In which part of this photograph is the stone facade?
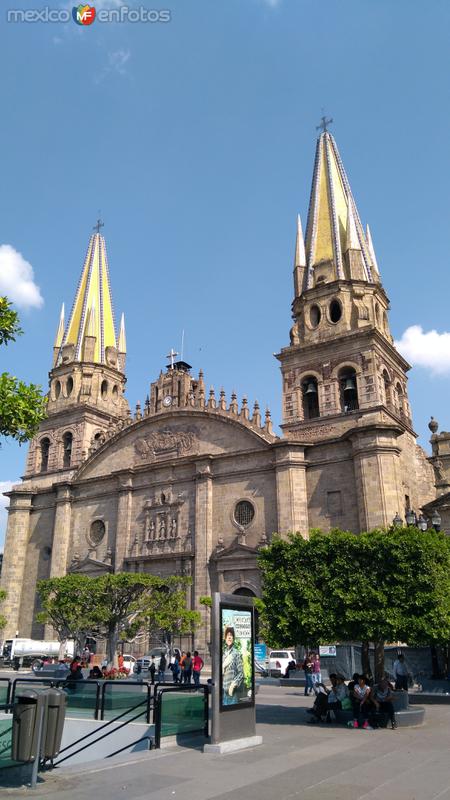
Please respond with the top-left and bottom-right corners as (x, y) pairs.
(0, 130), (438, 655)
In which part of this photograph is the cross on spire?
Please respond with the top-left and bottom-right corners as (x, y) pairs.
(93, 218), (104, 234)
(316, 114), (333, 133)
(166, 348), (179, 369)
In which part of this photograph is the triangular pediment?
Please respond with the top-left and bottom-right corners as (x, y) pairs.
(69, 555), (113, 575)
(210, 539), (262, 562)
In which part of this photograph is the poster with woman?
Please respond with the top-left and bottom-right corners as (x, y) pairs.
(220, 605), (254, 710)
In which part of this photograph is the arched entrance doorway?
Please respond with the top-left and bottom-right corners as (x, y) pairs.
(232, 587), (259, 637)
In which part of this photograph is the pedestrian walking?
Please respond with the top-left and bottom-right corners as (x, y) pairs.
(183, 651), (193, 684)
(192, 650), (204, 686)
(158, 653), (167, 683)
(149, 656), (156, 685)
(312, 652), (321, 685)
(302, 652), (314, 695)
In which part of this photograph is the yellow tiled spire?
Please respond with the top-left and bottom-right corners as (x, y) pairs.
(304, 131), (376, 289)
(59, 231), (117, 365)
(53, 303), (65, 348)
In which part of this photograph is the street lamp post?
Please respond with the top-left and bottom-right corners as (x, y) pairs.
(417, 514), (428, 532)
(393, 512), (403, 528)
(405, 509), (416, 526)
(431, 510), (442, 533)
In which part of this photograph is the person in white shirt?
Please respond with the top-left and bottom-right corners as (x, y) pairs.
(393, 654), (409, 691)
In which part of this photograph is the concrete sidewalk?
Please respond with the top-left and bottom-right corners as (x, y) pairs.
(3, 684), (450, 800)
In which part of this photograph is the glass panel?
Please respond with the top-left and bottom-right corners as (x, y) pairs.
(63, 681), (99, 718)
(102, 682), (148, 720)
(160, 691), (204, 738)
(0, 680), (10, 708)
(0, 717), (15, 769)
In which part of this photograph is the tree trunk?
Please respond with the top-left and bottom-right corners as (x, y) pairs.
(374, 640), (385, 683)
(430, 645), (440, 678)
(58, 639), (67, 661)
(361, 641), (372, 679)
(107, 626), (119, 668)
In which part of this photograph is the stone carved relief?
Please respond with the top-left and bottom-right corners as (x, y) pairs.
(135, 428), (198, 463)
(136, 490), (192, 556)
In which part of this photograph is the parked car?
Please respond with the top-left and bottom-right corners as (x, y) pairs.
(133, 647), (167, 675)
(268, 649), (296, 677)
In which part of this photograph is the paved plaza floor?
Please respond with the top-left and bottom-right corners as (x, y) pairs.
(3, 683), (450, 800)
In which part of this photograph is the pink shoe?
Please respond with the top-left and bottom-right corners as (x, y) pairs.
(353, 720), (359, 728)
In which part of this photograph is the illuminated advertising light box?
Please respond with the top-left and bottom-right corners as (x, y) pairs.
(220, 602), (255, 711)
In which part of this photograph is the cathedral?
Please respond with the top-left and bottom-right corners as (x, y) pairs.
(0, 129), (436, 654)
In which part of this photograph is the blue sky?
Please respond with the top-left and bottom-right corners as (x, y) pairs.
(1, 0), (450, 545)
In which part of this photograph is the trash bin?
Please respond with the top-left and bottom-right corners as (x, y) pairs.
(42, 688), (67, 760)
(11, 690), (47, 762)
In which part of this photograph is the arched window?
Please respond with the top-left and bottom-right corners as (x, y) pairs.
(339, 368), (359, 412)
(101, 380), (108, 399)
(382, 369), (392, 408)
(40, 438), (50, 472)
(66, 376), (73, 396)
(394, 383), (404, 416)
(301, 376), (320, 419)
(63, 431), (73, 468)
(232, 587), (256, 597)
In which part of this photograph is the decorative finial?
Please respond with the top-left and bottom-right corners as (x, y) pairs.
(429, 416), (439, 434)
(316, 114), (333, 133)
(93, 218), (104, 234)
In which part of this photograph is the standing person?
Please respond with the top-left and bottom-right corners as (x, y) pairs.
(179, 651), (186, 682)
(149, 656), (156, 685)
(183, 652), (193, 684)
(373, 678), (397, 729)
(312, 652), (321, 685)
(192, 650), (204, 686)
(351, 674), (373, 729)
(171, 654), (181, 684)
(82, 645), (91, 665)
(158, 653), (167, 683)
(302, 652), (314, 696)
(118, 653), (124, 671)
(222, 626), (244, 706)
(393, 654), (409, 692)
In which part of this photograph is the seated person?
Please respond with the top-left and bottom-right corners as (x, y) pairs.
(351, 674), (373, 729)
(307, 674), (337, 723)
(326, 675), (349, 723)
(89, 665), (103, 679)
(372, 678), (397, 729)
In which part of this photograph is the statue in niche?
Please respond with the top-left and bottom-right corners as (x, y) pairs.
(171, 517), (177, 538)
(159, 516), (166, 539)
(146, 517), (155, 541)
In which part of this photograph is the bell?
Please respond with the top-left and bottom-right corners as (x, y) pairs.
(343, 377), (356, 393)
(304, 382), (317, 395)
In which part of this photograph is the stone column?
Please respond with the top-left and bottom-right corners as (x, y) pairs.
(0, 489), (34, 639)
(274, 443), (309, 537)
(49, 483), (73, 578)
(114, 472), (134, 570)
(194, 459), (213, 653)
(351, 425), (403, 531)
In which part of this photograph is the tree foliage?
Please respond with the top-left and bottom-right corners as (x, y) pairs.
(37, 572), (200, 666)
(258, 527), (450, 676)
(0, 296), (47, 444)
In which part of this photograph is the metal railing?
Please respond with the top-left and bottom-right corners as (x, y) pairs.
(154, 684), (209, 749)
(100, 680), (152, 723)
(53, 698), (151, 767)
(0, 678), (11, 710)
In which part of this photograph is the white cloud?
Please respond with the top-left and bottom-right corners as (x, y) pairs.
(108, 48), (131, 75)
(0, 481), (17, 550)
(0, 245), (43, 309)
(395, 325), (450, 376)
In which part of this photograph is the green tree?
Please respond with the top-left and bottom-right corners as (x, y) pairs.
(258, 527), (450, 681)
(0, 296), (47, 444)
(38, 572), (200, 666)
(89, 573), (200, 666)
(37, 575), (98, 658)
